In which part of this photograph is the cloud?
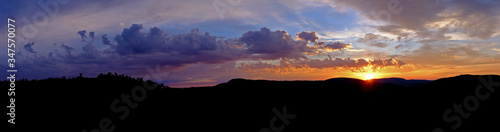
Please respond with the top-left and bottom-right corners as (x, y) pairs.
(395, 44), (403, 49)
(113, 25), (224, 56)
(60, 43), (74, 55)
(12, 24), (412, 82)
(322, 41), (351, 51)
(296, 31), (318, 42)
(24, 42), (37, 53)
(1, 0), (498, 85)
(168, 28), (219, 55)
(357, 33), (392, 47)
(398, 42), (496, 67)
(14, 25), (324, 79)
(239, 27), (314, 60)
(369, 58), (406, 69)
(77, 30), (87, 42)
(112, 24), (245, 61)
(239, 57), (407, 73)
(238, 61), (314, 74)
(81, 43), (101, 59)
(89, 32), (95, 40)
(331, 0), (500, 41)
(293, 58), (370, 70)
(102, 34), (111, 45)
(100, 24), (247, 67)
(114, 24), (166, 55)
(493, 48), (500, 54)
(369, 42), (388, 48)
(61, 43), (74, 51)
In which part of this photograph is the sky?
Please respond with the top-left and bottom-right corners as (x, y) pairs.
(1, 0), (500, 87)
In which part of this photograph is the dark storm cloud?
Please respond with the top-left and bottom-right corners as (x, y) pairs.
(114, 24), (166, 54)
(296, 31), (318, 42)
(114, 25), (222, 55)
(239, 27), (314, 60)
(168, 28), (218, 55)
(110, 24), (246, 66)
(24, 42), (37, 53)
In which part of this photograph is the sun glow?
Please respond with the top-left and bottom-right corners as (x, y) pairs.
(364, 74), (375, 80)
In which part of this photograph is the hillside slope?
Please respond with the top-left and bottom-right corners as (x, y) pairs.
(4, 74), (499, 132)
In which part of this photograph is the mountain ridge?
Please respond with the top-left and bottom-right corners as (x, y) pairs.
(220, 76), (431, 89)
(4, 74), (499, 132)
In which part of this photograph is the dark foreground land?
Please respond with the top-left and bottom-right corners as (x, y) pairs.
(4, 73), (500, 132)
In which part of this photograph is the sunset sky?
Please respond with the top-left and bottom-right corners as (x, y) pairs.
(1, 0), (500, 87)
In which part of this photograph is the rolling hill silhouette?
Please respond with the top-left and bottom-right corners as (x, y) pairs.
(372, 77), (432, 87)
(4, 73), (499, 132)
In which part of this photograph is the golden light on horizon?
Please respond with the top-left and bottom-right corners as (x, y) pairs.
(364, 74), (375, 80)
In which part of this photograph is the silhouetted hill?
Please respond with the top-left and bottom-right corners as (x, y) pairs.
(372, 77), (432, 87)
(4, 74), (499, 132)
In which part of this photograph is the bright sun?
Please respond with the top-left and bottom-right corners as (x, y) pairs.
(364, 74), (375, 80)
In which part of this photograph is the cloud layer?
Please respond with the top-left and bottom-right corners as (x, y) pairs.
(16, 24), (406, 81)
(332, 0), (500, 41)
(4, 0), (499, 86)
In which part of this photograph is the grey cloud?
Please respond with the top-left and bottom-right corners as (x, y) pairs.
(322, 41), (351, 51)
(333, 0), (500, 41)
(296, 31), (318, 42)
(114, 24), (168, 55)
(358, 33), (392, 47)
(395, 44), (403, 49)
(111, 24), (246, 67)
(239, 27), (314, 60)
(113, 25), (229, 57)
(169, 28), (218, 55)
(369, 42), (388, 48)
